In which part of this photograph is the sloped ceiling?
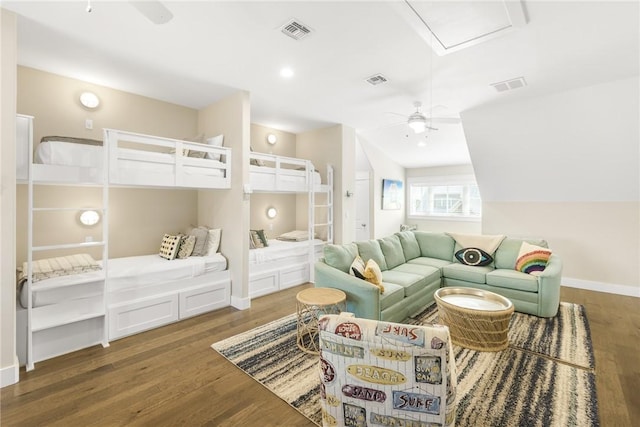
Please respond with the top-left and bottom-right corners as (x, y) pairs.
(461, 76), (639, 202)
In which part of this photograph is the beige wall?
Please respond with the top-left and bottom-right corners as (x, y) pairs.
(483, 202), (640, 293)
(14, 67), (202, 262)
(296, 124), (355, 244)
(1, 9), (18, 386)
(198, 91), (251, 307)
(18, 66), (198, 144)
(249, 124), (296, 236)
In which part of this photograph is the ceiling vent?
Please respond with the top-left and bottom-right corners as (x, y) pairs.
(365, 74), (389, 86)
(281, 19), (312, 41)
(491, 76), (527, 92)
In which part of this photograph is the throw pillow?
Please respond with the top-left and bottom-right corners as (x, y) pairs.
(159, 234), (181, 260)
(206, 228), (222, 255)
(516, 242), (552, 275)
(188, 226), (209, 256)
(249, 232), (256, 249)
(446, 232), (506, 256)
(455, 247), (493, 266)
(250, 230), (268, 248)
(400, 224), (417, 232)
(205, 135), (224, 160)
(349, 256), (366, 279)
(363, 259), (384, 293)
(177, 235), (196, 259)
(249, 146), (265, 166)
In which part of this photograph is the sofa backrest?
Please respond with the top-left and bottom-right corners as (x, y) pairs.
(378, 235), (406, 270)
(318, 313), (457, 427)
(323, 243), (359, 273)
(395, 231), (421, 261)
(356, 240), (389, 271)
(413, 231), (456, 261)
(494, 238), (549, 270)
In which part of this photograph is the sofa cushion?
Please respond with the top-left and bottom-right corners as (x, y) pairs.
(441, 263), (493, 284)
(378, 235), (406, 269)
(414, 231), (455, 261)
(391, 263), (441, 285)
(395, 231), (421, 261)
(486, 269), (539, 293)
(407, 257), (453, 271)
(379, 282), (405, 311)
(323, 243), (359, 273)
(356, 240), (388, 271)
(380, 270), (426, 297)
(494, 238), (548, 270)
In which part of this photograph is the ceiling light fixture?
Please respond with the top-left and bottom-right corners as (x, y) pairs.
(280, 67), (294, 78)
(407, 111), (427, 133)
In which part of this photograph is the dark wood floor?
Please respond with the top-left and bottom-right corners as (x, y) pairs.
(1, 284), (638, 426)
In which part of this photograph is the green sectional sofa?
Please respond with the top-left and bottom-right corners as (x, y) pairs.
(314, 231), (562, 322)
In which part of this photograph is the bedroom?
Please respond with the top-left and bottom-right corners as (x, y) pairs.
(1, 1), (639, 424)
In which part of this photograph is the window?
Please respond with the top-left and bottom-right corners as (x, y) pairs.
(408, 175), (481, 220)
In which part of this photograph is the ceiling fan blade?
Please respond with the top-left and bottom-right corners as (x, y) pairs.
(130, 1), (173, 24)
(427, 117), (461, 124)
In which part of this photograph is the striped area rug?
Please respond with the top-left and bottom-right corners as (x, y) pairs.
(211, 302), (598, 426)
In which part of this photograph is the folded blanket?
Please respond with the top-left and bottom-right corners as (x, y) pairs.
(276, 230), (315, 242)
(17, 253), (102, 288)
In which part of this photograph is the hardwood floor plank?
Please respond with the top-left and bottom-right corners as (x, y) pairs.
(1, 284), (637, 426)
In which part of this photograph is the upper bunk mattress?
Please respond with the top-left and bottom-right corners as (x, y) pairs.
(21, 253), (227, 308)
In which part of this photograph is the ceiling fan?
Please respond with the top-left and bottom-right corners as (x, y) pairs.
(387, 102), (460, 134)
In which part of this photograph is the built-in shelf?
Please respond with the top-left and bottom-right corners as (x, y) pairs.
(32, 295), (105, 331)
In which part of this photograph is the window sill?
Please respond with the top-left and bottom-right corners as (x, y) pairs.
(407, 215), (481, 223)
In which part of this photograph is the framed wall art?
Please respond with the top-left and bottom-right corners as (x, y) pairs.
(382, 179), (403, 210)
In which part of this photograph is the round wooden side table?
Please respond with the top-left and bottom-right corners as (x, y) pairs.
(296, 287), (346, 354)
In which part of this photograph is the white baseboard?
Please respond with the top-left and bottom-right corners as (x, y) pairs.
(562, 277), (640, 298)
(1, 356), (19, 388)
(231, 295), (251, 310)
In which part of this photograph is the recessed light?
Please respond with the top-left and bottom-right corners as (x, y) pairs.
(417, 140), (427, 147)
(280, 67), (294, 78)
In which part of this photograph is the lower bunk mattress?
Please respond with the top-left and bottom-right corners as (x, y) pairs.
(20, 253), (228, 308)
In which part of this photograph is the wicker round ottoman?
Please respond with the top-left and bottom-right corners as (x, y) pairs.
(434, 287), (514, 352)
(296, 288), (346, 354)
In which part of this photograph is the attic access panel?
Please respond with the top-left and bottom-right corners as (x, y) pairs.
(395, 0), (527, 55)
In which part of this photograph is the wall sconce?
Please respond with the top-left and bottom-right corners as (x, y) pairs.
(266, 133), (277, 145)
(345, 190), (353, 198)
(266, 207), (277, 219)
(80, 91), (100, 109)
(79, 209), (100, 226)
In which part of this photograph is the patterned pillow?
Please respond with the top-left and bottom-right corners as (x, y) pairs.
(455, 247), (493, 266)
(515, 242), (552, 275)
(349, 256), (366, 279)
(251, 229), (268, 247)
(177, 235), (196, 259)
(159, 234), (181, 260)
(363, 259), (384, 293)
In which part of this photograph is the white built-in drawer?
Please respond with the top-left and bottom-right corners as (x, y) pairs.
(179, 283), (230, 319)
(280, 263), (309, 289)
(109, 294), (178, 340)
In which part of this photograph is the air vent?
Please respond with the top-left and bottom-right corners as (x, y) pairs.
(365, 74), (389, 86)
(281, 19), (312, 41)
(491, 77), (527, 92)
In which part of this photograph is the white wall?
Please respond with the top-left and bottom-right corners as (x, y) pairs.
(358, 136), (406, 239)
(1, 8), (19, 387)
(462, 76), (640, 295)
(405, 164), (482, 234)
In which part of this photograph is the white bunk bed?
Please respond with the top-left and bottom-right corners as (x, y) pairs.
(247, 151), (334, 298)
(17, 115), (233, 370)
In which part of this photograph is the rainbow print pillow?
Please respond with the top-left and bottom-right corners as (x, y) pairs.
(515, 242), (552, 275)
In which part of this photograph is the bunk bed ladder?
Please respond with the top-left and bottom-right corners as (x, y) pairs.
(309, 164), (334, 283)
(24, 120), (110, 371)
